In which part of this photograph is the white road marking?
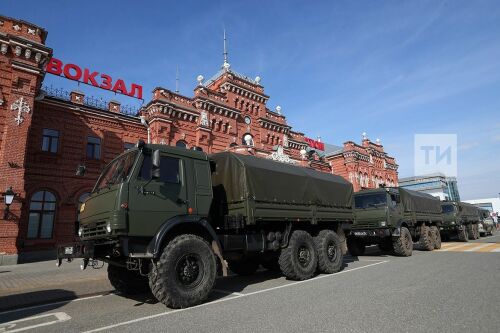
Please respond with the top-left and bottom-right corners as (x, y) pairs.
(438, 244), (474, 252)
(83, 260), (389, 333)
(0, 312), (71, 332)
(0, 294), (108, 316)
(212, 289), (244, 296)
(490, 247), (500, 252)
(463, 244), (493, 252)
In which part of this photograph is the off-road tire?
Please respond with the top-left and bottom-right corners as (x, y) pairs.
(228, 258), (259, 276)
(107, 264), (149, 295)
(378, 240), (394, 253)
(336, 227), (348, 255)
(457, 226), (469, 242)
(314, 230), (343, 274)
(430, 226), (441, 249)
(347, 237), (366, 256)
(419, 225), (434, 251)
(472, 224), (480, 240)
(279, 230), (317, 280)
(393, 227), (413, 256)
(148, 234), (216, 309)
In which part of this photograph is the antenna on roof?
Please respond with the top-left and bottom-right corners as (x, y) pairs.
(175, 65), (179, 93)
(222, 28), (230, 71)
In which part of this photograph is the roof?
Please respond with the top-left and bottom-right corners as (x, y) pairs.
(204, 68), (260, 87)
(323, 143), (344, 156)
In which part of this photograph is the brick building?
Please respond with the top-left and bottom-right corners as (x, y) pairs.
(0, 15), (397, 264)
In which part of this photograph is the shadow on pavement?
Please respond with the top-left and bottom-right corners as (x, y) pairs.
(0, 289), (77, 322)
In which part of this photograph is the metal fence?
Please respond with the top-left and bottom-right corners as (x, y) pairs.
(42, 85), (139, 116)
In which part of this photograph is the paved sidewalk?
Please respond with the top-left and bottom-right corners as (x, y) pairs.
(0, 259), (112, 311)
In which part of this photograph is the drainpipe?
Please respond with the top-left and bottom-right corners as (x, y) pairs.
(139, 116), (151, 144)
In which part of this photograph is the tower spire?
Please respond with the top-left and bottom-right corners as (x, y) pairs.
(222, 28), (230, 70)
(175, 65), (179, 93)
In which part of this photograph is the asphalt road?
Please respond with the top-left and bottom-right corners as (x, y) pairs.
(1, 234), (499, 333)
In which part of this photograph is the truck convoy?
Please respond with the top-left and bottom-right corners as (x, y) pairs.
(348, 187), (443, 256)
(441, 201), (481, 241)
(58, 141), (354, 309)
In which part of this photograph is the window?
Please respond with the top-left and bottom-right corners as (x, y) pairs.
(87, 136), (101, 159)
(124, 142), (135, 151)
(27, 190), (56, 239)
(93, 151), (138, 192)
(138, 155), (180, 183)
(42, 129), (59, 153)
(176, 140), (187, 149)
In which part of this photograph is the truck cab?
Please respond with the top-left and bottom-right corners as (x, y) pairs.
(62, 141), (213, 264)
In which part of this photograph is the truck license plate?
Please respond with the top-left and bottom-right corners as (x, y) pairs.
(64, 247), (74, 255)
(354, 231), (367, 236)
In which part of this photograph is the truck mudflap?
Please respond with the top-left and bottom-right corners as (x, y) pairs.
(56, 242), (94, 266)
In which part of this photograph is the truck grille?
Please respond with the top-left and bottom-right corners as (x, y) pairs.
(353, 220), (380, 229)
(82, 221), (107, 238)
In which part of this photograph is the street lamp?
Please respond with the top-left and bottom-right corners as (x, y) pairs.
(3, 187), (15, 219)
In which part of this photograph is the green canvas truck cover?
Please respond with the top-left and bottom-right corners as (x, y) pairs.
(457, 202), (479, 216)
(398, 188), (442, 214)
(210, 152), (353, 208)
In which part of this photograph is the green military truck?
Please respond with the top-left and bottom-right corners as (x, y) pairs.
(347, 187), (443, 257)
(440, 201), (481, 241)
(57, 142), (354, 308)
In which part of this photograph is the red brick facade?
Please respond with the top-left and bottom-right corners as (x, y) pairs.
(0, 16), (397, 263)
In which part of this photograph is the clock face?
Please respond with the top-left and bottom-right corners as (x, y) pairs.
(244, 116), (251, 125)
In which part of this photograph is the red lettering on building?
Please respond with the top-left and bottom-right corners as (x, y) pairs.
(45, 57), (143, 99)
(304, 137), (325, 151)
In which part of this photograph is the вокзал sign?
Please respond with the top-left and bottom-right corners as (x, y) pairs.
(45, 57), (143, 100)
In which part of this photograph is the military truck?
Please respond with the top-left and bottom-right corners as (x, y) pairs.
(478, 209), (496, 236)
(57, 142), (354, 308)
(347, 187), (443, 257)
(441, 202), (481, 241)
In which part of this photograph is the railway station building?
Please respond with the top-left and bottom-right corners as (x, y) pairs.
(0, 15), (398, 264)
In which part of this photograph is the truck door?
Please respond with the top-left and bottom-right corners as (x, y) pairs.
(389, 193), (401, 224)
(127, 153), (187, 237)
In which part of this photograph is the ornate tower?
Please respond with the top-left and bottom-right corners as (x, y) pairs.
(0, 15), (52, 263)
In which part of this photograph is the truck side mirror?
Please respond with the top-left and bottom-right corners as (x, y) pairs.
(151, 150), (161, 179)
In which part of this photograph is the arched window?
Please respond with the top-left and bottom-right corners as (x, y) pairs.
(242, 133), (254, 146)
(27, 190), (57, 239)
(176, 140), (187, 149)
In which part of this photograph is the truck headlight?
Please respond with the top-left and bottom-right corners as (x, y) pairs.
(380, 221), (386, 227)
(78, 226), (84, 237)
(451, 221), (455, 225)
(106, 222), (112, 233)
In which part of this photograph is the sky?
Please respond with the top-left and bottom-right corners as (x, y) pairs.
(1, 0), (499, 200)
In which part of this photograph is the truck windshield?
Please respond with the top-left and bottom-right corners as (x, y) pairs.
(442, 204), (455, 214)
(93, 151), (138, 192)
(354, 193), (387, 209)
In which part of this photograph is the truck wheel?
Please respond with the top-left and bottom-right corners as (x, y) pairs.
(430, 226), (441, 249)
(393, 227), (413, 256)
(458, 226), (468, 242)
(419, 225), (434, 251)
(378, 240), (394, 253)
(107, 265), (149, 295)
(228, 258), (259, 276)
(467, 225), (476, 240)
(279, 230), (317, 280)
(473, 224), (480, 239)
(314, 230), (343, 274)
(149, 234), (216, 309)
(336, 228), (348, 255)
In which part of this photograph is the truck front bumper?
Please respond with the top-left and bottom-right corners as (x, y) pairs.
(57, 241), (95, 262)
(350, 229), (391, 238)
